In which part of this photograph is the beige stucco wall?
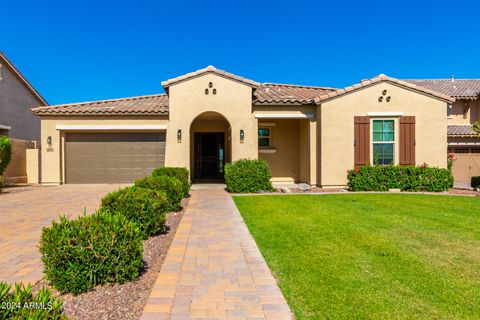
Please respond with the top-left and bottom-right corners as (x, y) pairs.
(447, 99), (480, 125)
(165, 73), (257, 172)
(39, 116), (168, 184)
(258, 119), (300, 183)
(320, 81), (448, 187)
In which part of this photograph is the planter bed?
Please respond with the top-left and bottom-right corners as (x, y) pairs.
(33, 197), (188, 320)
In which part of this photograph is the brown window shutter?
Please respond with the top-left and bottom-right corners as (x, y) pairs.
(399, 116), (416, 165)
(354, 116), (370, 169)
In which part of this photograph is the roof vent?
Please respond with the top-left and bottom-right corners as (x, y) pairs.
(451, 74), (455, 82)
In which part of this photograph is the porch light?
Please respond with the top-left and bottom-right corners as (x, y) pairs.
(47, 136), (52, 146)
(240, 129), (245, 143)
(177, 129), (182, 143)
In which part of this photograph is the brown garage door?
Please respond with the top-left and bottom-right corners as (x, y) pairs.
(449, 147), (480, 183)
(65, 132), (165, 183)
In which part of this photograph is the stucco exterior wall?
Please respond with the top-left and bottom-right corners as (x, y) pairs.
(258, 119), (300, 183)
(447, 99), (479, 125)
(165, 73), (257, 170)
(320, 82), (447, 187)
(0, 64), (43, 141)
(39, 116), (168, 184)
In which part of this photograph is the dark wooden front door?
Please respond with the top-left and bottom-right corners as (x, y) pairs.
(194, 132), (225, 180)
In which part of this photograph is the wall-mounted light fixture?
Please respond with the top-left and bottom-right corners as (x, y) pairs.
(240, 129), (245, 143)
(47, 136), (52, 146)
(177, 129), (182, 143)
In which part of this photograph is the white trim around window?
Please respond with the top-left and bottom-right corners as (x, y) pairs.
(55, 124), (167, 131)
(0, 124), (11, 130)
(367, 112), (403, 117)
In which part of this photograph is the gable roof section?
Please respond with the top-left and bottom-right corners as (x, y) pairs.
(31, 94), (168, 115)
(162, 65), (260, 89)
(314, 74), (455, 104)
(0, 51), (47, 105)
(254, 83), (335, 105)
(405, 79), (480, 100)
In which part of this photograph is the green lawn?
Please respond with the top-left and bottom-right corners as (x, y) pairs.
(233, 194), (480, 320)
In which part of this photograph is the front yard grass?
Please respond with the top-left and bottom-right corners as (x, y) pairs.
(233, 194), (480, 320)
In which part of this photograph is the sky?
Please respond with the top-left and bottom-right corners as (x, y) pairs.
(2, 0), (480, 105)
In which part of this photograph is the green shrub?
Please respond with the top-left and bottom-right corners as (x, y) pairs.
(0, 282), (66, 319)
(471, 176), (480, 189)
(134, 176), (183, 211)
(152, 167), (190, 197)
(0, 136), (12, 193)
(347, 165), (454, 192)
(100, 186), (168, 238)
(224, 159), (275, 193)
(39, 211), (143, 295)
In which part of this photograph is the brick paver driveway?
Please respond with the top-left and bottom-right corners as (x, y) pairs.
(0, 184), (124, 285)
(141, 189), (293, 320)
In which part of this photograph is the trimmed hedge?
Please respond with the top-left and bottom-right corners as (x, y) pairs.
(224, 159), (275, 193)
(152, 167), (190, 197)
(0, 282), (66, 319)
(100, 186), (169, 238)
(471, 176), (480, 189)
(39, 211), (143, 295)
(347, 165), (454, 192)
(134, 176), (183, 211)
(0, 136), (12, 193)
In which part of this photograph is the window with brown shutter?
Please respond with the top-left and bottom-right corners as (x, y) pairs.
(354, 116), (370, 169)
(399, 116), (415, 165)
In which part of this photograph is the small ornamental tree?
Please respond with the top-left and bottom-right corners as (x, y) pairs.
(0, 136), (12, 190)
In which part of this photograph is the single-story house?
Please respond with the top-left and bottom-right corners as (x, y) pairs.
(31, 66), (454, 186)
(406, 79), (480, 184)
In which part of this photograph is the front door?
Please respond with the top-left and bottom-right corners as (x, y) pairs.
(194, 132), (225, 180)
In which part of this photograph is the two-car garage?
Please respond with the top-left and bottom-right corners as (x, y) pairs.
(64, 132), (166, 183)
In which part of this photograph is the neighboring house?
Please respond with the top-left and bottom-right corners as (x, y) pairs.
(0, 51), (47, 140)
(32, 66), (453, 186)
(406, 79), (480, 184)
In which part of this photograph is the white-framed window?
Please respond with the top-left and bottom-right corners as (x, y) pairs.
(258, 127), (272, 148)
(372, 119), (395, 165)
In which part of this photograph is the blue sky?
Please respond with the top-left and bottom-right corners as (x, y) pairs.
(3, 0), (479, 105)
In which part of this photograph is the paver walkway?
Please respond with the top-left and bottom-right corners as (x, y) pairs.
(0, 184), (124, 285)
(141, 189), (293, 320)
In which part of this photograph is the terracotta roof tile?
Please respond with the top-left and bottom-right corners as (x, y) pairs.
(405, 79), (480, 99)
(162, 65), (259, 88)
(254, 83), (335, 105)
(31, 94), (168, 116)
(314, 74), (455, 104)
(448, 125), (477, 137)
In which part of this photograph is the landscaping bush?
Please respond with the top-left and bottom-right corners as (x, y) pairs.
(224, 159), (275, 193)
(0, 282), (67, 319)
(0, 136), (12, 192)
(39, 211), (143, 295)
(100, 186), (169, 238)
(471, 176), (480, 189)
(134, 176), (183, 211)
(347, 165), (454, 192)
(152, 167), (190, 197)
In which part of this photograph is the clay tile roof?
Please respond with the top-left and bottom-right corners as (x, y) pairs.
(313, 74), (455, 104)
(254, 83), (336, 105)
(447, 125), (477, 137)
(161, 65), (260, 88)
(31, 94), (168, 116)
(405, 79), (480, 100)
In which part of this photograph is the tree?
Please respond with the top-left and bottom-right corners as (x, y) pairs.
(0, 136), (12, 190)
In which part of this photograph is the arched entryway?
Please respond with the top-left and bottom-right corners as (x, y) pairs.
(190, 112), (231, 181)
